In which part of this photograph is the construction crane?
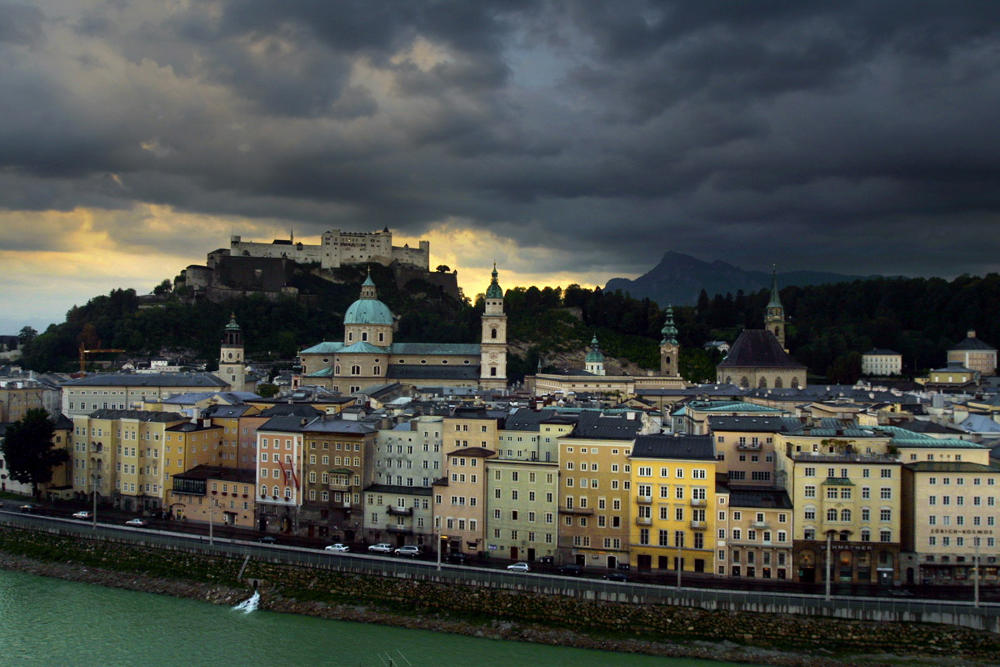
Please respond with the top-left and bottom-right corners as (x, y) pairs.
(78, 343), (125, 372)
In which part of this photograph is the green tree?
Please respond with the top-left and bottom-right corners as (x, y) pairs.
(256, 383), (280, 398)
(1, 409), (68, 498)
(17, 326), (37, 346)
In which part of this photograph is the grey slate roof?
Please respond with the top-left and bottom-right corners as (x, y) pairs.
(631, 434), (715, 460)
(256, 404), (326, 418)
(567, 411), (643, 440)
(728, 487), (793, 509)
(951, 335), (996, 351)
(63, 372), (228, 387)
(904, 462), (1000, 474)
(708, 415), (798, 433)
(87, 409), (186, 422)
(717, 330), (806, 369)
(865, 348), (900, 355)
(503, 408), (559, 432)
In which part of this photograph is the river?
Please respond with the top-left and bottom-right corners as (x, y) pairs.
(0, 569), (743, 666)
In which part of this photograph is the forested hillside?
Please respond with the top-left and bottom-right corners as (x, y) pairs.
(18, 269), (1000, 385)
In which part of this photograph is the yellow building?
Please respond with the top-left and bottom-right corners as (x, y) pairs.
(947, 330), (996, 376)
(707, 415), (793, 486)
(558, 412), (644, 570)
(717, 485), (794, 580)
(166, 465), (256, 528)
(70, 409), (187, 513)
(901, 462), (1000, 586)
(629, 434), (716, 574)
(774, 432), (902, 585)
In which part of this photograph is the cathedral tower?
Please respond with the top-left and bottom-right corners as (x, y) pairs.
(480, 264), (507, 389)
(219, 313), (246, 392)
(765, 265), (786, 348)
(660, 305), (680, 377)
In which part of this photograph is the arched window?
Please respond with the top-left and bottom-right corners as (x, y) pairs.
(840, 509), (851, 522)
(491, 328), (497, 339)
(826, 508), (838, 521)
(373, 366), (381, 375)
(348, 332), (353, 342)
(664, 355), (671, 365)
(362, 332), (368, 341)
(740, 376), (749, 388)
(378, 332), (384, 342)
(335, 365), (340, 375)
(273, 485), (279, 497)
(758, 377), (767, 389)
(774, 377), (783, 388)
(351, 365), (361, 375)
(861, 529), (871, 542)
(791, 377), (800, 389)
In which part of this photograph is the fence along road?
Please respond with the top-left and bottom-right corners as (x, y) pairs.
(2, 511), (998, 633)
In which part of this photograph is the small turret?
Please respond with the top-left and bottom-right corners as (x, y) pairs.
(766, 265), (786, 348)
(660, 305), (680, 377)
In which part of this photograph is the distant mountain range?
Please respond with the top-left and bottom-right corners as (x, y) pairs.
(604, 252), (866, 306)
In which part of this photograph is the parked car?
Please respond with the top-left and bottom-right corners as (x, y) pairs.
(603, 571), (628, 582)
(506, 561), (530, 573)
(72, 510), (92, 520)
(446, 552), (471, 565)
(324, 543), (350, 553)
(368, 543), (394, 554)
(394, 545), (422, 558)
(18, 504), (33, 513)
(124, 518), (147, 527)
(256, 535), (278, 544)
(559, 563), (584, 576)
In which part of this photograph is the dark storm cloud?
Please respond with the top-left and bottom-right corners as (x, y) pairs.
(3, 0), (1000, 278)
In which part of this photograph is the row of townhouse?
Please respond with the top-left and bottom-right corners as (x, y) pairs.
(62, 402), (1000, 586)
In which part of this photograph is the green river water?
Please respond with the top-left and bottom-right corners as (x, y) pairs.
(0, 569), (743, 666)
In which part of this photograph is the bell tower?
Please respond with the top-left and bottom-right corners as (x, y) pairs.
(219, 313), (246, 392)
(480, 264), (507, 389)
(766, 265), (786, 349)
(660, 305), (680, 377)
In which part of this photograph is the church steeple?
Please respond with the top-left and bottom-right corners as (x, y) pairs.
(219, 313), (246, 392)
(480, 264), (507, 389)
(585, 333), (606, 376)
(766, 264), (786, 348)
(660, 305), (680, 377)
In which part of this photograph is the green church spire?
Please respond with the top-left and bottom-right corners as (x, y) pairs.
(660, 305), (678, 345)
(768, 264), (783, 308)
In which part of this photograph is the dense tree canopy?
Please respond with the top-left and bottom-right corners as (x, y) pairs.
(18, 269), (1000, 385)
(1, 409), (68, 497)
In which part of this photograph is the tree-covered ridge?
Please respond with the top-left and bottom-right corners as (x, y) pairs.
(18, 270), (1000, 384)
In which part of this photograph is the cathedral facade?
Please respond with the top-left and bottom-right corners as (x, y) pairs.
(298, 268), (507, 393)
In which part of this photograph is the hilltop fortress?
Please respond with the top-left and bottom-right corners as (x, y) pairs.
(178, 228), (457, 303)
(218, 227), (429, 271)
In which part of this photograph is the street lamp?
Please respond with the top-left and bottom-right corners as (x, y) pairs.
(91, 470), (99, 529)
(208, 497), (221, 545)
(974, 537), (981, 608)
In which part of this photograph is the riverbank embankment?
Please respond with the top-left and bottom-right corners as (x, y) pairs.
(0, 527), (996, 666)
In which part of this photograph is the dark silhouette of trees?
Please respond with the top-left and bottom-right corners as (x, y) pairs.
(1, 409), (68, 498)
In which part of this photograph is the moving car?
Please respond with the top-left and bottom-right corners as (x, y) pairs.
(256, 535), (278, 544)
(506, 561), (530, 573)
(18, 504), (33, 513)
(446, 552), (471, 565)
(72, 510), (92, 520)
(558, 563), (584, 576)
(603, 571), (628, 582)
(394, 545), (422, 557)
(368, 543), (394, 553)
(124, 518), (147, 527)
(324, 543), (350, 553)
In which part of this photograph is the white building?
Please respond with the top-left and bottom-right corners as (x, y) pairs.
(862, 348), (903, 376)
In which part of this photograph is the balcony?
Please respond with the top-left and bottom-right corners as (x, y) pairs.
(736, 442), (761, 451)
(340, 501), (352, 509)
(751, 521), (770, 530)
(558, 506), (594, 516)
(387, 505), (413, 516)
(328, 480), (351, 491)
(690, 520), (707, 530)
(387, 524), (412, 534)
(635, 516), (653, 526)
(636, 495), (652, 505)
(690, 498), (707, 507)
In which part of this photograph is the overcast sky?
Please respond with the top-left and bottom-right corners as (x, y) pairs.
(4, 1), (1000, 333)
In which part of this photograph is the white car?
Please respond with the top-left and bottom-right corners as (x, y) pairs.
(324, 543), (350, 553)
(394, 545), (422, 558)
(368, 543), (394, 553)
(72, 510), (92, 520)
(125, 518), (147, 527)
(506, 561), (530, 573)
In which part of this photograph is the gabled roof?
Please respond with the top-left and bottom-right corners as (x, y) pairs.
(300, 342), (345, 355)
(340, 341), (389, 354)
(951, 335), (996, 351)
(631, 434), (715, 460)
(717, 330), (806, 369)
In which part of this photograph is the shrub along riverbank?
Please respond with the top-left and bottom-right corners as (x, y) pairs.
(0, 527), (997, 666)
